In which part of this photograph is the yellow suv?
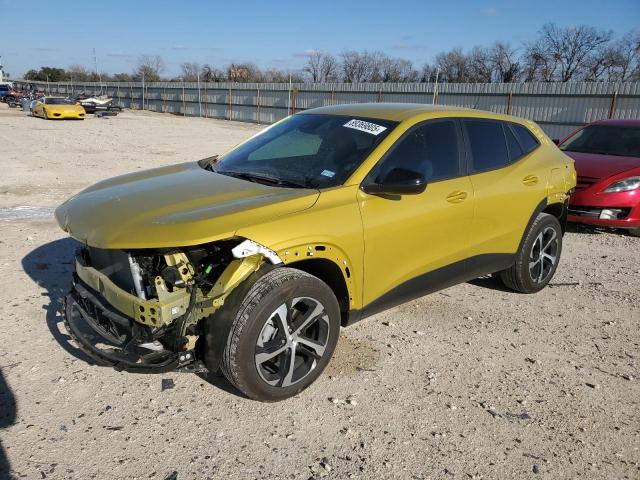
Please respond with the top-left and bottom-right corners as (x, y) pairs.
(56, 103), (576, 401)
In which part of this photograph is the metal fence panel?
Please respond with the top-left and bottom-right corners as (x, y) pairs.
(14, 80), (640, 137)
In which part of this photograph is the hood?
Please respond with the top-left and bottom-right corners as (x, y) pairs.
(564, 151), (640, 179)
(55, 162), (319, 249)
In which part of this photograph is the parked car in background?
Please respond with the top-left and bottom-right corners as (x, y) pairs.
(0, 82), (13, 99)
(31, 97), (86, 120)
(560, 119), (640, 236)
(0, 82), (27, 107)
(56, 104), (575, 401)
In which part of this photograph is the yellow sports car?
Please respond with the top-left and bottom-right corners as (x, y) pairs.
(32, 97), (86, 120)
(55, 104), (576, 401)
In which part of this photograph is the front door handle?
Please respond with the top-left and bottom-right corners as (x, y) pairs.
(446, 191), (468, 203)
(522, 174), (539, 186)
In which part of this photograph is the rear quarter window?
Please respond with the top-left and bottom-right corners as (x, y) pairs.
(512, 123), (540, 154)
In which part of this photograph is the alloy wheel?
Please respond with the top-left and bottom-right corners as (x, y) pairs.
(254, 297), (330, 388)
(529, 226), (558, 284)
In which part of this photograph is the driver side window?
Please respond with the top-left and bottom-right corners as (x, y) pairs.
(375, 120), (461, 183)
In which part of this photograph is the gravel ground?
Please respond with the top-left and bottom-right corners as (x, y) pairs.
(0, 105), (638, 480)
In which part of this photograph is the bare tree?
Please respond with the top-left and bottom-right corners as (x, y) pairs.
(341, 50), (381, 82)
(524, 24), (612, 82)
(521, 42), (558, 82)
(435, 48), (468, 82)
(201, 65), (226, 82)
(180, 62), (201, 81)
(419, 64), (438, 83)
(303, 51), (339, 82)
(489, 42), (520, 82)
(379, 56), (418, 82)
(134, 55), (165, 81)
(611, 30), (640, 81)
(111, 72), (133, 82)
(227, 63), (262, 82)
(304, 51), (321, 82)
(67, 64), (93, 82)
(466, 46), (492, 82)
(319, 54), (339, 82)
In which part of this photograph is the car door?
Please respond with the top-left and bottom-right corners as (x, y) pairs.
(357, 118), (474, 312)
(462, 119), (545, 260)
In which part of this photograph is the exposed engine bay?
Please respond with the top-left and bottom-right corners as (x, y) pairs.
(63, 238), (280, 373)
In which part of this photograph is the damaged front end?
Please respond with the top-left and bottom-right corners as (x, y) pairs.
(63, 239), (279, 373)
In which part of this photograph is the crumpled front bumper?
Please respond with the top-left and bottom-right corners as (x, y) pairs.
(63, 276), (198, 373)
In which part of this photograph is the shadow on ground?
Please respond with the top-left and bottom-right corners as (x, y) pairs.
(467, 274), (514, 292)
(21, 238), (95, 365)
(0, 370), (17, 477)
(566, 222), (639, 238)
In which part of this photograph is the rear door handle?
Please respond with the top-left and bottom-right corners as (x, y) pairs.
(522, 174), (539, 186)
(446, 191), (468, 203)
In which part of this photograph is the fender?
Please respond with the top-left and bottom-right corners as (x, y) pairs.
(275, 241), (359, 311)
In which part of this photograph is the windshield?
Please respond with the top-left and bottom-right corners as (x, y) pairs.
(45, 98), (74, 105)
(560, 125), (640, 158)
(214, 114), (397, 188)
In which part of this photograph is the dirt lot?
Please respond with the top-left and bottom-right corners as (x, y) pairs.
(0, 105), (638, 480)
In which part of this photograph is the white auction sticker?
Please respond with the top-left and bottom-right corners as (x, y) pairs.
(343, 119), (387, 136)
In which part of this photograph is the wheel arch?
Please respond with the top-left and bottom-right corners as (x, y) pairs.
(542, 200), (568, 233)
(516, 198), (567, 258)
(285, 257), (351, 325)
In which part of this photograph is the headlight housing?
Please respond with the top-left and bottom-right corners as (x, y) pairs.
(603, 176), (640, 193)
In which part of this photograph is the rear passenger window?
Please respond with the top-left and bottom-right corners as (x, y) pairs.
(464, 120), (509, 172)
(504, 124), (524, 161)
(512, 124), (540, 154)
(376, 120), (460, 183)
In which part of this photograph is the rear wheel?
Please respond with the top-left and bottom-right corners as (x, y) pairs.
(220, 267), (340, 402)
(628, 227), (640, 237)
(498, 213), (563, 293)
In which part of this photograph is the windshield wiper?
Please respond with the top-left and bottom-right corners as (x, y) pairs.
(218, 170), (310, 189)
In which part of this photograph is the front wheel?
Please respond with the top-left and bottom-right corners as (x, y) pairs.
(498, 213), (563, 293)
(220, 268), (340, 402)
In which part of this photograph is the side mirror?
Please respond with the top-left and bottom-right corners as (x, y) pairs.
(362, 168), (427, 195)
(552, 138), (560, 145)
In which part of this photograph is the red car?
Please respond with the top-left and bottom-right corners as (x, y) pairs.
(559, 119), (640, 236)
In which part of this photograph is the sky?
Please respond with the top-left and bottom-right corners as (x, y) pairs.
(1, 0), (638, 78)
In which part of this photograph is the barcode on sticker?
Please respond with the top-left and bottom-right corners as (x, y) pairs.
(343, 119), (387, 135)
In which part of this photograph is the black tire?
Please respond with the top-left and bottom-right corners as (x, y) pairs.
(220, 267), (340, 402)
(628, 227), (640, 237)
(498, 213), (563, 293)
